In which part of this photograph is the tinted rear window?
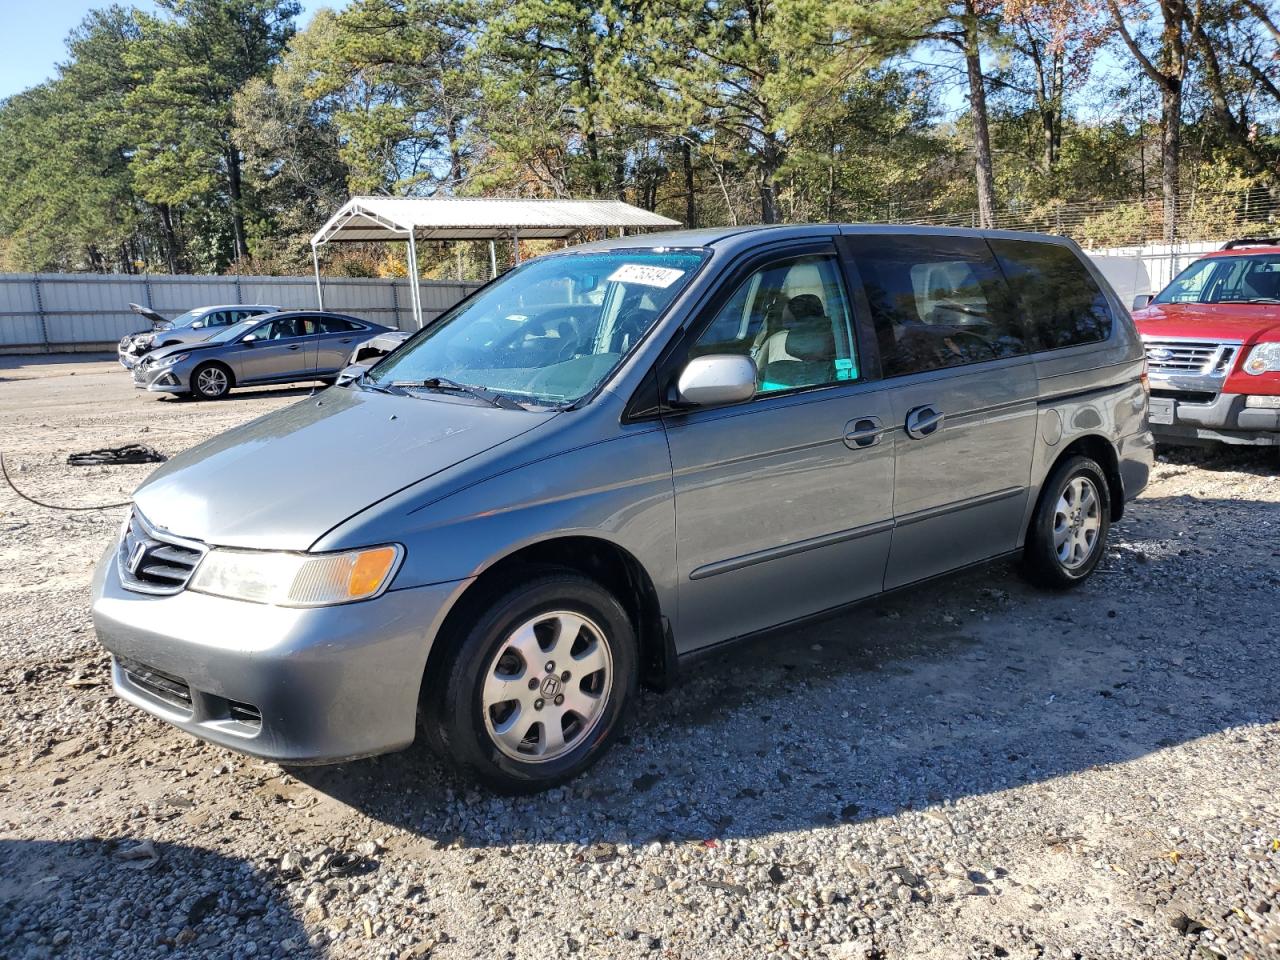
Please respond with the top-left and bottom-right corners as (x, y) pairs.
(846, 234), (1028, 377)
(989, 240), (1113, 350)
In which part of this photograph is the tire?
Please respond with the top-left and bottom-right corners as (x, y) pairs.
(1021, 454), (1111, 589)
(423, 570), (638, 793)
(191, 362), (232, 400)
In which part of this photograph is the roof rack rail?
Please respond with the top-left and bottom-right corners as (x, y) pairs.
(1222, 237), (1280, 249)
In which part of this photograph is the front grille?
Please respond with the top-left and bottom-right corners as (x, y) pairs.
(1151, 388), (1217, 405)
(1143, 339), (1238, 376)
(118, 656), (192, 712)
(226, 700), (263, 729)
(117, 510), (206, 595)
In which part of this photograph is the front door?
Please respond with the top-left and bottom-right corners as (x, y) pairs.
(843, 233), (1038, 589)
(662, 247), (895, 652)
(236, 316), (317, 383)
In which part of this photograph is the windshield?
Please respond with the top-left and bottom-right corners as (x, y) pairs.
(208, 319), (260, 343)
(170, 308), (208, 328)
(368, 248), (707, 405)
(1153, 254), (1280, 305)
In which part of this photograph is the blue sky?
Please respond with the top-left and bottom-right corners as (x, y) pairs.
(0, 0), (325, 101)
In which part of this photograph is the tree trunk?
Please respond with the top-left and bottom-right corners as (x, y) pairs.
(962, 1), (997, 228)
(682, 140), (697, 229)
(225, 145), (250, 261)
(1160, 84), (1181, 242)
(157, 203), (179, 274)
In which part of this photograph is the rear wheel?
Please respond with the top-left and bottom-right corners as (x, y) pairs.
(1021, 454), (1111, 589)
(423, 571), (637, 793)
(191, 362), (231, 400)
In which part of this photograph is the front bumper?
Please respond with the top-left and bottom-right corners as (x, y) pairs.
(92, 544), (469, 763)
(132, 361), (189, 393)
(1149, 391), (1280, 446)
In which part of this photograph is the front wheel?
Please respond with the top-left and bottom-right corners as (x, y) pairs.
(1021, 454), (1111, 589)
(191, 362), (231, 400)
(424, 571), (637, 793)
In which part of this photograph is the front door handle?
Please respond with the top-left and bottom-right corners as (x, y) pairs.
(843, 416), (884, 449)
(904, 405), (945, 440)
(287, 344), (301, 351)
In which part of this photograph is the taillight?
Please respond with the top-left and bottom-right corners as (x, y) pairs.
(1140, 359), (1150, 394)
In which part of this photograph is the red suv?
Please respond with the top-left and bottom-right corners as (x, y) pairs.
(1132, 238), (1280, 447)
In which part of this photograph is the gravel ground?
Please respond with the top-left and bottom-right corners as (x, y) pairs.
(1, 354), (1278, 960)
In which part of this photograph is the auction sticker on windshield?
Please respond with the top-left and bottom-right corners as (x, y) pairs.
(608, 264), (686, 288)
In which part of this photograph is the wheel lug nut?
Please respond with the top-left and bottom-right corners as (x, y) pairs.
(534, 699), (544, 710)
(544, 661), (555, 672)
(528, 678), (539, 690)
(554, 694), (564, 706)
(561, 671), (570, 681)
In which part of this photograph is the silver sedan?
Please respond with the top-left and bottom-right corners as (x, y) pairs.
(132, 311), (392, 399)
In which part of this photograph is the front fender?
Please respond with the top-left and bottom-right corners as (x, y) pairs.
(319, 421), (679, 618)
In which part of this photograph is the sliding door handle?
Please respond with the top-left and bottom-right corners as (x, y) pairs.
(904, 405), (945, 439)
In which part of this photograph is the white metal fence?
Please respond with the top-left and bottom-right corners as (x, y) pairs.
(0, 273), (484, 353)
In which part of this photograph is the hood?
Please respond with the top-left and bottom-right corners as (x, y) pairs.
(133, 387), (558, 550)
(1134, 302), (1280, 344)
(145, 340), (226, 363)
(156, 328), (219, 347)
(129, 302), (171, 330)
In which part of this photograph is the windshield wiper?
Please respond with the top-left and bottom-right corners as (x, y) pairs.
(390, 376), (525, 410)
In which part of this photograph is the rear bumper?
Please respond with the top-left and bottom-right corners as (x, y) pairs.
(92, 545), (469, 764)
(1151, 392), (1280, 446)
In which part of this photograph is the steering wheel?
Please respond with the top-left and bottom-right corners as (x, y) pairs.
(942, 329), (1001, 361)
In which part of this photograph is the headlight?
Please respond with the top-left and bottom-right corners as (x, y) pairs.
(1243, 342), (1280, 375)
(155, 353), (189, 367)
(189, 544), (403, 606)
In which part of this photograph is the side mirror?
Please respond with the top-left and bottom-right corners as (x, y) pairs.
(242, 334), (258, 344)
(191, 320), (205, 329)
(1131, 294), (1153, 310)
(336, 363), (369, 386)
(675, 354), (756, 407)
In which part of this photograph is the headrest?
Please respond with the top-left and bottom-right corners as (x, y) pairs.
(1245, 270), (1280, 299)
(786, 294), (825, 320)
(783, 319), (835, 362)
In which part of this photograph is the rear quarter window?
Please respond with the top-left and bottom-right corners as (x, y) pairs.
(989, 240), (1113, 351)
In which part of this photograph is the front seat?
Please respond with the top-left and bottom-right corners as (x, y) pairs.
(756, 314), (837, 390)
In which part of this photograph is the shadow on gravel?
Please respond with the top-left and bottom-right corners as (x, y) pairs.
(156, 384), (327, 404)
(0, 838), (318, 959)
(1155, 444), (1277, 476)
(292, 493), (1280, 851)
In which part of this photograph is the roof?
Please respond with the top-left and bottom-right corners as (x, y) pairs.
(568, 222), (1081, 254)
(312, 196), (681, 245)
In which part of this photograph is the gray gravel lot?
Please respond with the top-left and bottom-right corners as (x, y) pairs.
(1, 354), (1278, 960)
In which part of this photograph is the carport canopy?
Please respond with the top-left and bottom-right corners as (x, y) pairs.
(310, 197), (681, 328)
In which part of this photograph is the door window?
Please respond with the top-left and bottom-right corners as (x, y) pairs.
(989, 239), (1113, 349)
(690, 254), (859, 393)
(317, 316), (358, 333)
(251, 317), (315, 341)
(847, 235), (1027, 376)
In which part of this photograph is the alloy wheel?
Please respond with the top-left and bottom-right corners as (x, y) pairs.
(197, 367), (228, 397)
(481, 611), (613, 763)
(1053, 476), (1101, 570)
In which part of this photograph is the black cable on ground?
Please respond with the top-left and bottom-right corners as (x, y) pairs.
(1, 452), (134, 511)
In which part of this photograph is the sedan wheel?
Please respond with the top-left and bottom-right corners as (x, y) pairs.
(193, 365), (230, 400)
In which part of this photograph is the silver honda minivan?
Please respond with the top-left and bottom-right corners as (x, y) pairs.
(92, 225), (1154, 792)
